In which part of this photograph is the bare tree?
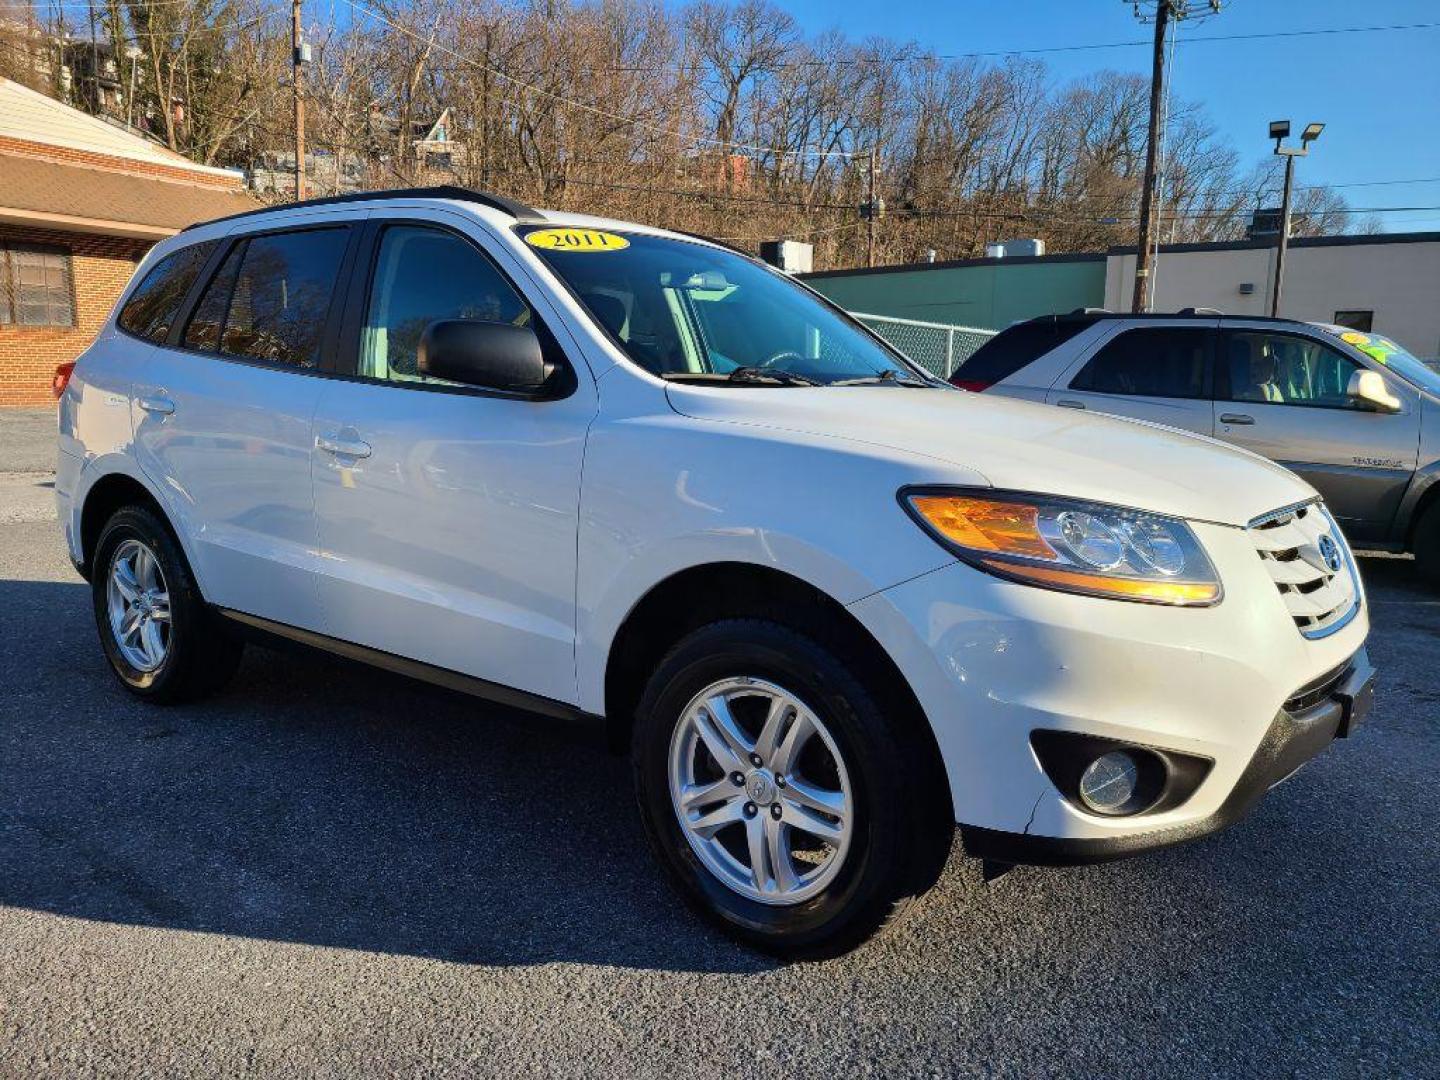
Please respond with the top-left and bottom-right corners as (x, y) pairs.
(29, 0), (1373, 268)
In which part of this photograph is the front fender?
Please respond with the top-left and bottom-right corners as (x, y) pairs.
(572, 412), (973, 714)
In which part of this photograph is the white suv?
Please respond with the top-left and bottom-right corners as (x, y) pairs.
(56, 188), (1374, 956)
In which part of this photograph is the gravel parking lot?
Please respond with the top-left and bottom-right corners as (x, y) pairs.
(1, 411), (1436, 1077)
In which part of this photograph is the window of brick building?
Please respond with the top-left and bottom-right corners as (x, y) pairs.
(0, 242), (76, 327)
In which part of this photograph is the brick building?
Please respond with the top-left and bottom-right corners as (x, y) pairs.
(0, 78), (257, 406)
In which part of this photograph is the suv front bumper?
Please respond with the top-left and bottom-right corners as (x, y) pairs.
(846, 518), (1372, 861)
(961, 647), (1374, 865)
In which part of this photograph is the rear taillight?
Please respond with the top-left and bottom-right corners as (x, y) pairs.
(948, 376), (992, 392)
(52, 361), (76, 399)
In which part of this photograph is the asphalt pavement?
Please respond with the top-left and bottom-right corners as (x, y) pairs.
(1, 410), (1436, 1077)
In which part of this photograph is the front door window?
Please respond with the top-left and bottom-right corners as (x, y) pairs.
(359, 226), (532, 386)
(1222, 332), (1359, 408)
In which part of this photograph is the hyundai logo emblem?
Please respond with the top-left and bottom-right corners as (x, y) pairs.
(1318, 533), (1343, 573)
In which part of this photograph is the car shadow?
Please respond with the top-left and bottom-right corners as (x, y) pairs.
(0, 576), (773, 974)
(4, 557), (1432, 979)
(1355, 552), (1434, 602)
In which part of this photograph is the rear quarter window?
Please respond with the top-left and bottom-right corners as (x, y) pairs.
(958, 320), (1092, 384)
(118, 241), (216, 343)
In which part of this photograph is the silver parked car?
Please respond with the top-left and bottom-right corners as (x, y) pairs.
(951, 312), (1440, 581)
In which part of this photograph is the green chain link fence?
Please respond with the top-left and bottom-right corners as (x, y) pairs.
(851, 312), (995, 379)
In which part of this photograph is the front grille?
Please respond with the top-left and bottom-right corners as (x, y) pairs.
(1284, 657), (1353, 714)
(1248, 501), (1359, 638)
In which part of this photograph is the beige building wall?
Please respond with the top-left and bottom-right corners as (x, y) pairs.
(1105, 238), (1440, 360)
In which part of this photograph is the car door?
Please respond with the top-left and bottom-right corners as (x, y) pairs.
(310, 212), (596, 704)
(131, 217), (359, 630)
(1045, 322), (1217, 437)
(1213, 325), (1421, 541)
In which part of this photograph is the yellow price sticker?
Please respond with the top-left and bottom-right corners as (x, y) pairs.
(525, 228), (630, 252)
(1340, 331), (1371, 345)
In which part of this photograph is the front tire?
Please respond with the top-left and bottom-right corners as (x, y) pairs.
(632, 619), (950, 958)
(91, 505), (243, 703)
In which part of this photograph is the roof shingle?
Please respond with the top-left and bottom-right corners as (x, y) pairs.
(0, 154), (259, 237)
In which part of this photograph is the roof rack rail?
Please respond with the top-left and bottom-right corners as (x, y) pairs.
(1177, 306), (1223, 316)
(181, 185), (544, 232)
(1069, 307), (1113, 315)
(668, 227), (752, 257)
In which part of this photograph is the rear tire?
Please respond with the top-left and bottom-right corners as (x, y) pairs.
(632, 619), (951, 959)
(1415, 502), (1440, 588)
(91, 505), (243, 704)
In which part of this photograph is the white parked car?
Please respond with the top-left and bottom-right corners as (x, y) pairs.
(56, 188), (1374, 957)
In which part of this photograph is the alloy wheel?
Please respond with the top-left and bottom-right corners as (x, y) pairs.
(106, 538), (171, 672)
(668, 676), (854, 905)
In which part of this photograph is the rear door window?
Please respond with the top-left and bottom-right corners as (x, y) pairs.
(1069, 327), (1211, 399)
(119, 241), (216, 343)
(183, 243), (241, 351)
(183, 228), (350, 368)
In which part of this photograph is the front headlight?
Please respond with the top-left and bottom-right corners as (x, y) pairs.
(901, 488), (1222, 606)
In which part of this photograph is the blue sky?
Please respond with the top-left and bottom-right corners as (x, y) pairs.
(774, 0), (1440, 231)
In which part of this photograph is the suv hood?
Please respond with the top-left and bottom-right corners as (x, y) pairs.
(665, 384), (1314, 527)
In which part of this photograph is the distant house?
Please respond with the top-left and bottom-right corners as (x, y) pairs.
(0, 77), (257, 406)
(409, 107), (458, 172)
(60, 39), (129, 121)
(248, 107), (463, 198)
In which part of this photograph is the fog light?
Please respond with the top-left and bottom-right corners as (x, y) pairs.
(1078, 751), (1140, 814)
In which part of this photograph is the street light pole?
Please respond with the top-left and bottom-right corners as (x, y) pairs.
(1271, 151), (1296, 318)
(1267, 120), (1323, 318)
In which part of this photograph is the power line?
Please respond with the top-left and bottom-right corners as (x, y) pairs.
(31, 0), (270, 11)
(455, 20), (1440, 75)
(1315, 176), (1440, 190)
(1174, 175), (1440, 200)
(24, 3), (1440, 64)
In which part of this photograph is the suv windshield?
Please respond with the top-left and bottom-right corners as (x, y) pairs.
(1325, 327), (1440, 396)
(519, 226), (929, 386)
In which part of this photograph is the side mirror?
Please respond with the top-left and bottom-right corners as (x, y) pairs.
(417, 319), (552, 395)
(1347, 368), (1402, 413)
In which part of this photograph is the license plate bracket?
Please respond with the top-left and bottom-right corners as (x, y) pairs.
(1336, 670), (1375, 738)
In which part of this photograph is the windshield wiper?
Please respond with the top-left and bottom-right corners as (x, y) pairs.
(727, 366), (821, 386)
(832, 369), (934, 388)
(663, 367), (820, 386)
(662, 369), (816, 387)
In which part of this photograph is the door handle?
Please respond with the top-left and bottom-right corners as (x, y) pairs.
(1219, 413), (1255, 426)
(138, 395), (175, 416)
(1055, 399), (1086, 410)
(317, 433), (372, 458)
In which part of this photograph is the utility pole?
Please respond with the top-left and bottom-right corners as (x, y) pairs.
(86, 0), (97, 112)
(1130, 0), (1170, 313)
(866, 148), (877, 269)
(291, 0), (306, 201)
(1130, 1), (1222, 311)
